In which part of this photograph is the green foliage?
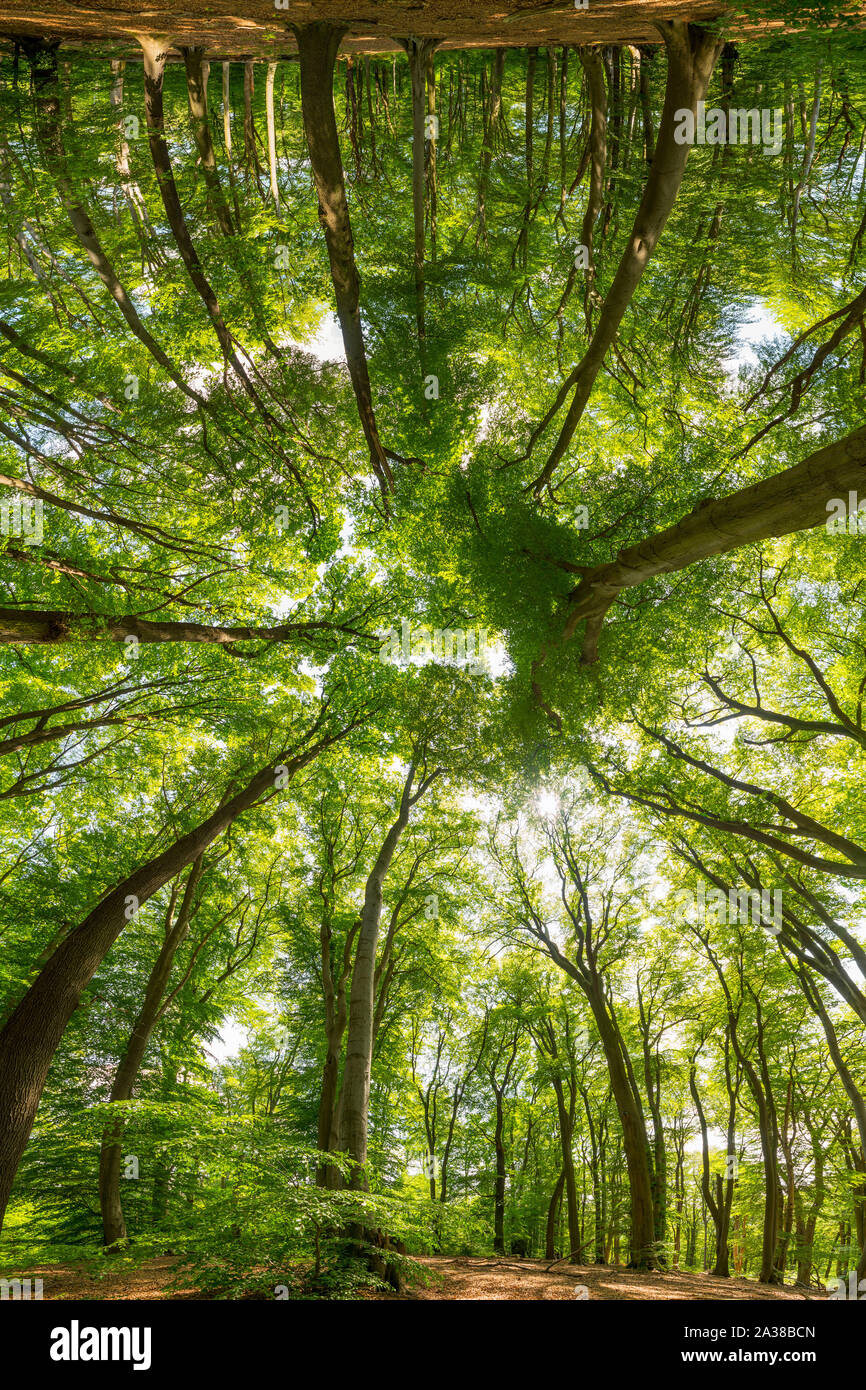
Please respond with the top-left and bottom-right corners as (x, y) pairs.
(0, 16), (864, 1299)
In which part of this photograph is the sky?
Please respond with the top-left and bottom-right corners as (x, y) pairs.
(722, 299), (783, 381)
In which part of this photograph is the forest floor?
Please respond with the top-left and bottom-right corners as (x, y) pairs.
(0, 0), (860, 61)
(374, 1255), (826, 1300)
(26, 1253), (825, 1300)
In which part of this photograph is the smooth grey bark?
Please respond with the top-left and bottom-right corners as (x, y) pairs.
(242, 58), (264, 193)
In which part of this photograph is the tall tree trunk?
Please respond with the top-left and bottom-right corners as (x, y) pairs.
(291, 22), (394, 501)
(438, 1021), (488, 1206)
(690, 1059), (733, 1276)
(637, 1011), (667, 1261)
(23, 39), (203, 409)
(0, 721), (349, 1230)
(545, 1168), (566, 1258)
(585, 994), (656, 1266)
(672, 1126), (685, 1266)
(402, 38), (437, 345)
(534, 915), (657, 1266)
(558, 421), (866, 666)
(510, 48), (538, 270)
(221, 62), (242, 228)
(425, 48), (438, 261)
(638, 45), (656, 163)
(181, 47), (235, 235)
(265, 61), (280, 209)
(577, 48), (607, 322)
(696, 936), (782, 1285)
(243, 58), (264, 193)
(538, 1017), (581, 1259)
(556, 46), (569, 219)
(493, 1085), (507, 1253)
(797, 967), (866, 1281)
(108, 58), (158, 255)
(529, 21), (724, 494)
(755, 1098), (783, 1283)
(222, 61), (233, 160)
(180, 50), (286, 355)
(477, 48), (505, 245)
(552, 1078), (580, 1258)
(525, 49), (536, 196)
(99, 856), (205, 1246)
(315, 913), (357, 1187)
(137, 36), (270, 418)
(580, 1086), (606, 1262)
(338, 763), (436, 1185)
(332, 762), (437, 1291)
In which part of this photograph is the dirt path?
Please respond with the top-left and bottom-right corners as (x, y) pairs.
(23, 1256), (198, 1300)
(376, 1256), (825, 1300)
(25, 1253), (825, 1300)
(0, 1), (849, 60)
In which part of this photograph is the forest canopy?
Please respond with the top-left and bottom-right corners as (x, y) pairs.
(0, 0), (864, 1304)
